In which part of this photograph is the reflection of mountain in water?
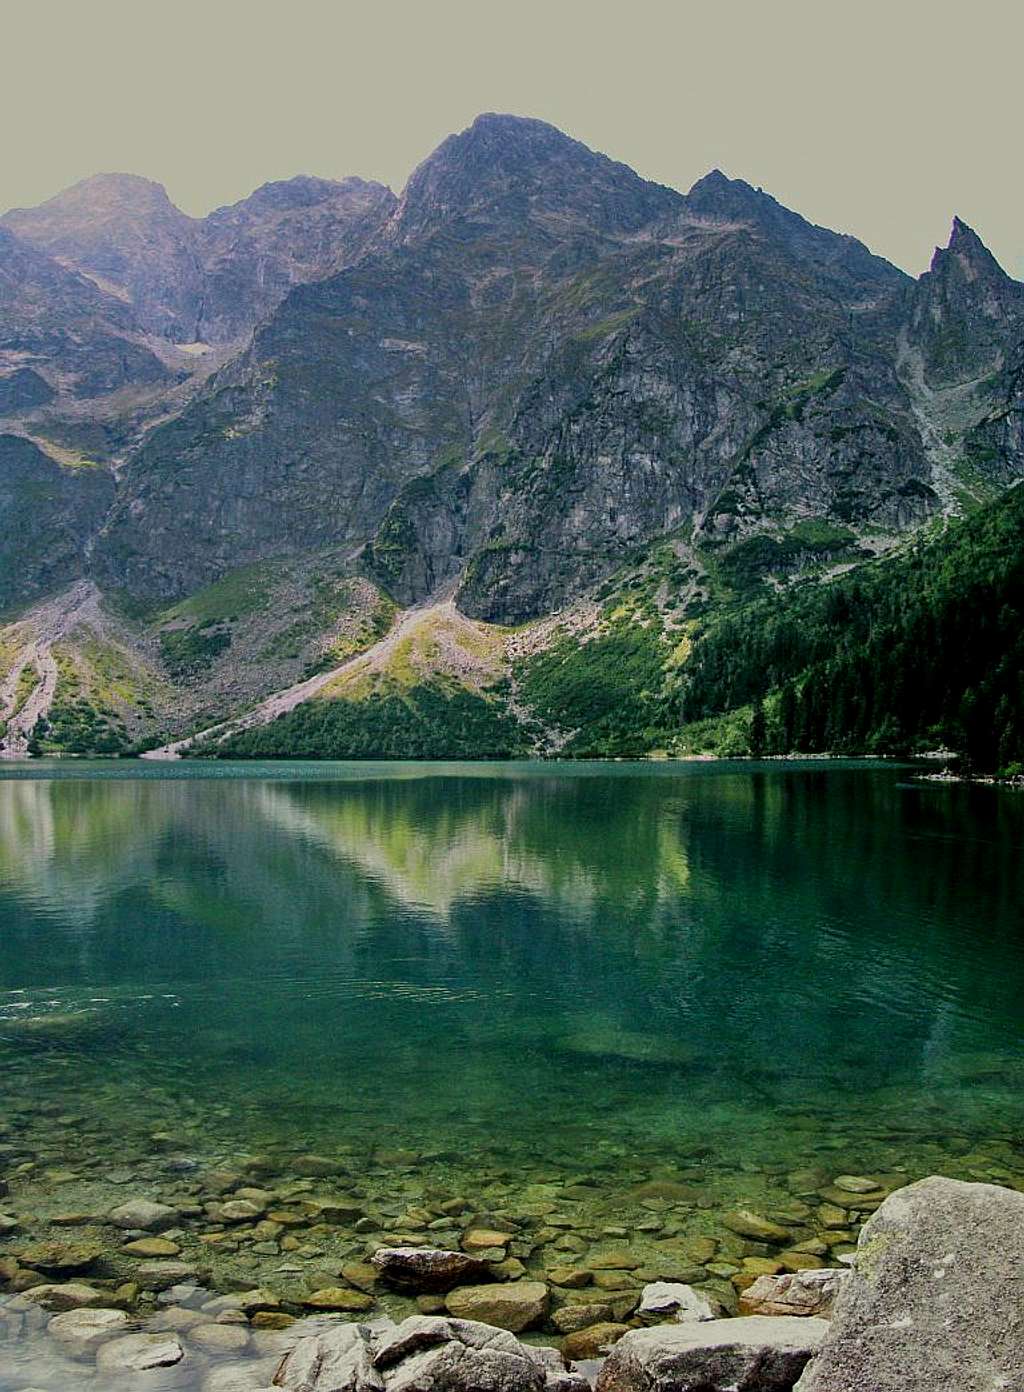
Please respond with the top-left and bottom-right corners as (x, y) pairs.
(0, 766), (1022, 1116)
(253, 778), (690, 920)
(0, 778), (155, 923)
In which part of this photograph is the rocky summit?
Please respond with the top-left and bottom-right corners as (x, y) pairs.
(0, 112), (1022, 763)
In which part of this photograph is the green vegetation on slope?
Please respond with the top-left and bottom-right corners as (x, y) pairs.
(517, 618), (673, 755)
(198, 683), (527, 761)
(32, 649), (129, 755)
(679, 484), (1024, 772)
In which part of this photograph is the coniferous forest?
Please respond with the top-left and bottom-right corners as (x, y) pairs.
(680, 484), (1024, 772)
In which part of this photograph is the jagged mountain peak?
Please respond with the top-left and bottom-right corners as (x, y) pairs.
(208, 174), (390, 221)
(685, 167), (904, 289)
(930, 215), (1011, 282)
(389, 111), (683, 243)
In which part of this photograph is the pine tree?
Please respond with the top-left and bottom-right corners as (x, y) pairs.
(749, 696), (767, 757)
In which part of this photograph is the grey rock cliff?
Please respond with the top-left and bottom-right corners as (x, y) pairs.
(2, 115), (1022, 621)
(0, 435), (115, 609)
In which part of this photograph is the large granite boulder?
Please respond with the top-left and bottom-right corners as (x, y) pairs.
(273, 1315), (587, 1392)
(274, 1319), (380, 1392)
(795, 1176), (1024, 1391)
(596, 1317), (828, 1392)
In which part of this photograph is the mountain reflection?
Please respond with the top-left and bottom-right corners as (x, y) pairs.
(0, 765), (1022, 1124)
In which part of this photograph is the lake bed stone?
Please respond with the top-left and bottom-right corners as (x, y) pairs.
(96, 1330), (186, 1373)
(637, 1282), (719, 1322)
(372, 1245), (496, 1292)
(740, 1268), (846, 1318)
(17, 1241), (103, 1275)
(445, 1280), (549, 1332)
(22, 1282), (107, 1311)
(48, 1306), (130, 1355)
(721, 1210), (792, 1244)
(109, 1198), (180, 1231)
(302, 1286), (374, 1312)
(562, 1323), (631, 1359)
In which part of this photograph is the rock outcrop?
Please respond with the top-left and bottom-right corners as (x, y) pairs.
(0, 435), (116, 609)
(595, 1317), (828, 1392)
(1, 112), (1022, 725)
(794, 1177), (1024, 1391)
(273, 1315), (588, 1392)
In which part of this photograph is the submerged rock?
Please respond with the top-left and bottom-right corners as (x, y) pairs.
(552, 1022), (695, 1068)
(445, 1281), (549, 1333)
(17, 1241), (103, 1275)
(739, 1268), (846, 1318)
(372, 1246), (492, 1292)
(95, 1330), (185, 1373)
(561, 1323), (631, 1359)
(794, 1177), (1024, 1391)
(109, 1198), (180, 1231)
(721, 1210), (793, 1243)
(48, 1306), (130, 1356)
(22, 1282), (108, 1310)
(133, 1259), (203, 1289)
(637, 1282), (720, 1322)
(596, 1318), (828, 1392)
(302, 1287), (374, 1312)
(122, 1236), (182, 1257)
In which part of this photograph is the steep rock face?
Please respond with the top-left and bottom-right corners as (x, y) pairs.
(96, 116), (933, 611)
(963, 350), (1024, 483)
(95, 115), (685, 598)
(0, 435), (115, 609)
(904, 217), (1024, 387)
(3, 171), (397, 346)
(452, 211), (929, 620)
(0, 367), (55, 413)
(8, 115), (1024, 623)
(685, 169), (904, 296)
(386, 112), (683, 244)
(0, 227), (168, 399)
(94, 249), (476, 597)
(195, 175), (397, 340)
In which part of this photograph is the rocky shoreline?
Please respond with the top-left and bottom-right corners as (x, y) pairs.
(1, 1176), (1021, 1390)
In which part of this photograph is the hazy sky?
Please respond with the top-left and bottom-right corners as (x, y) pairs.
(5, 0), (1022, 277)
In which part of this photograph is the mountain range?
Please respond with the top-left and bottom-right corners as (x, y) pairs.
(0, 114), (1021, 763)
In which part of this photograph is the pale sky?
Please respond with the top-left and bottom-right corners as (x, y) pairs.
(5, 0), (1022, 278)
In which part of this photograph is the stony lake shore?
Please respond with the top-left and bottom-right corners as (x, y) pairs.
(1, 1169), (1022, 1391)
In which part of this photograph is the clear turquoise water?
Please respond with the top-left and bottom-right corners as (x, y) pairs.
(1, 759), (1022, 1172)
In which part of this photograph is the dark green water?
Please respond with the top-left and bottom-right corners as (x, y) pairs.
(2, 760), (1022, 1172)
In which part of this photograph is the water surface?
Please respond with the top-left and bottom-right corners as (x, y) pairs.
(1, 760), (1022, 1373)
